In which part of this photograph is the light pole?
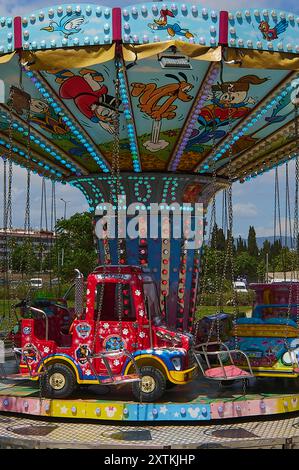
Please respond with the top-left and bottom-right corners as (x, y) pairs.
(60, 199), (69, 267)
(60, 198), (70, 219)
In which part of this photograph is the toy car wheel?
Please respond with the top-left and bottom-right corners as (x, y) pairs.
(132, 366), (166, 402)
(41, 363), (77, 398)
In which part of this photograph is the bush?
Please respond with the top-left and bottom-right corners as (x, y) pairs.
(0, 283), (74, 301)
(199, 289), (255, 307)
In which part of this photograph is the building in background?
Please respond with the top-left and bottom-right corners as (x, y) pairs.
(0, 228), (55, 265)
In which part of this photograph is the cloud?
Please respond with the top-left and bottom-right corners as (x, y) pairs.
(233, 202), (258, 217)
(0, 163), (88, 229)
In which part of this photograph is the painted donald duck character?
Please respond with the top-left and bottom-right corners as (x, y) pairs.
(148, 8), (194, 39)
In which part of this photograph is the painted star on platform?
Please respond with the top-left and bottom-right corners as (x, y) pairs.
(159, 405), (168, 415)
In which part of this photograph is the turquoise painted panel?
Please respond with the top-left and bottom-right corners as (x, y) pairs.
(0, 16), (14, 55)
(122, 2), (219, 46)
(228, 9), (299, 53)
(21, 4), (112, 51)
(125, 402), (211, 421)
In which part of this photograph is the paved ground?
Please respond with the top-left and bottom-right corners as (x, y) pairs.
(1, 411), (299, 448)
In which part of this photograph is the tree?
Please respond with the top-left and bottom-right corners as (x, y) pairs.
(54, 212), (98, 280)
(270, 239), (282, 260)
(247, 226), (259, 258)
(211, 224), (226, 251)
(236, 236), (247, 254)
(11, 241), (39, 274)
(235, 252), (258, 282)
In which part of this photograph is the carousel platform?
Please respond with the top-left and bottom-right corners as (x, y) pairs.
(1, 374), (299, 423)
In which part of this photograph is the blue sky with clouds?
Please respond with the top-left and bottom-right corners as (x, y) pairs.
(0, 0), (298, 237)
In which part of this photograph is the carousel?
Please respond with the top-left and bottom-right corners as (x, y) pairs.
(0, 3), (299, 440)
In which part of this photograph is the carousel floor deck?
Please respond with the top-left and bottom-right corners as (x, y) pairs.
(1, 376), (299, 448)
(1, 375), (299, 423)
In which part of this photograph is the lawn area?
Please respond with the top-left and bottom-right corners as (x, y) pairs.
(197, 305), (252, 318)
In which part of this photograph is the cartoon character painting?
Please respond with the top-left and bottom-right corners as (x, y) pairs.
(41, 14), (86, 39)
(29, 99), (71, 136)
(131, 72), (193, 152)
(258, 18), (288, 41)
(11, 96), (89, 156)
(104, 336), (124, 351)
(188, 75), (269, 147)
(47, 68), (119, 134)
(76, 344), (90, 365)
(148, 8), (194, 39)
(182, 183), (202, 203)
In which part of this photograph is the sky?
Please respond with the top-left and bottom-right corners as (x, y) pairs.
(0, 0), (298, 238)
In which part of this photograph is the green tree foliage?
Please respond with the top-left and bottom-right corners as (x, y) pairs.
(54, 212), (98, 280)
(235, 252), (258, 282)
(236, 236), (247, 254)
(211, 224), (226, 251)
(11, 241), (39, 274)
(247, 225), (259, 258)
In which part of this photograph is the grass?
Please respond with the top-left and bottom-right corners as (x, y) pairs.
(196, 305), (252, 319)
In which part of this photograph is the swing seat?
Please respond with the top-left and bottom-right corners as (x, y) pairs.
(204, 365), (252, 380)
(193, 341), (254, 382)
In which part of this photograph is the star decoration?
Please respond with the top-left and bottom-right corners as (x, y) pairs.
(159, 405), (168, 415)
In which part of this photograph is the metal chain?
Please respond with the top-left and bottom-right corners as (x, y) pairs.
(226, 83), (239, 351)
(21, 99), (33, 279)
(294, 104), (299, 329)
(193, 86), (219, 341)
(114, 58), (123, 341)
(91, 57), (122, 356)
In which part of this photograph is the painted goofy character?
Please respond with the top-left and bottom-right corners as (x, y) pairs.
(188, 75), (269, 147)
(131, 72), (193, 152)
(47, 68), (119, 134)
(148, 8), (194, 39)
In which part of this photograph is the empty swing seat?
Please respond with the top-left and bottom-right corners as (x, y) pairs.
(194, 341), (254, 381)
(204, 364), (252, 380)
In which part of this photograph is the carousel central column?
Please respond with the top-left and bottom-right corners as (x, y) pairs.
(69, 173), (228, 331)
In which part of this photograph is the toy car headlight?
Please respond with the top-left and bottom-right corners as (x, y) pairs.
(171, 357), (182, 371)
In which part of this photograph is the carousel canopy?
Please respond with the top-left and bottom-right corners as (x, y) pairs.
(0, 3), (298, 188)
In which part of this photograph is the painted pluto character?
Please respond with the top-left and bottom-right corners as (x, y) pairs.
(131, 72), (193, 152)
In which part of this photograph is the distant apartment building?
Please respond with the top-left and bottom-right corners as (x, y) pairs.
(0, 228), (55, 262)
